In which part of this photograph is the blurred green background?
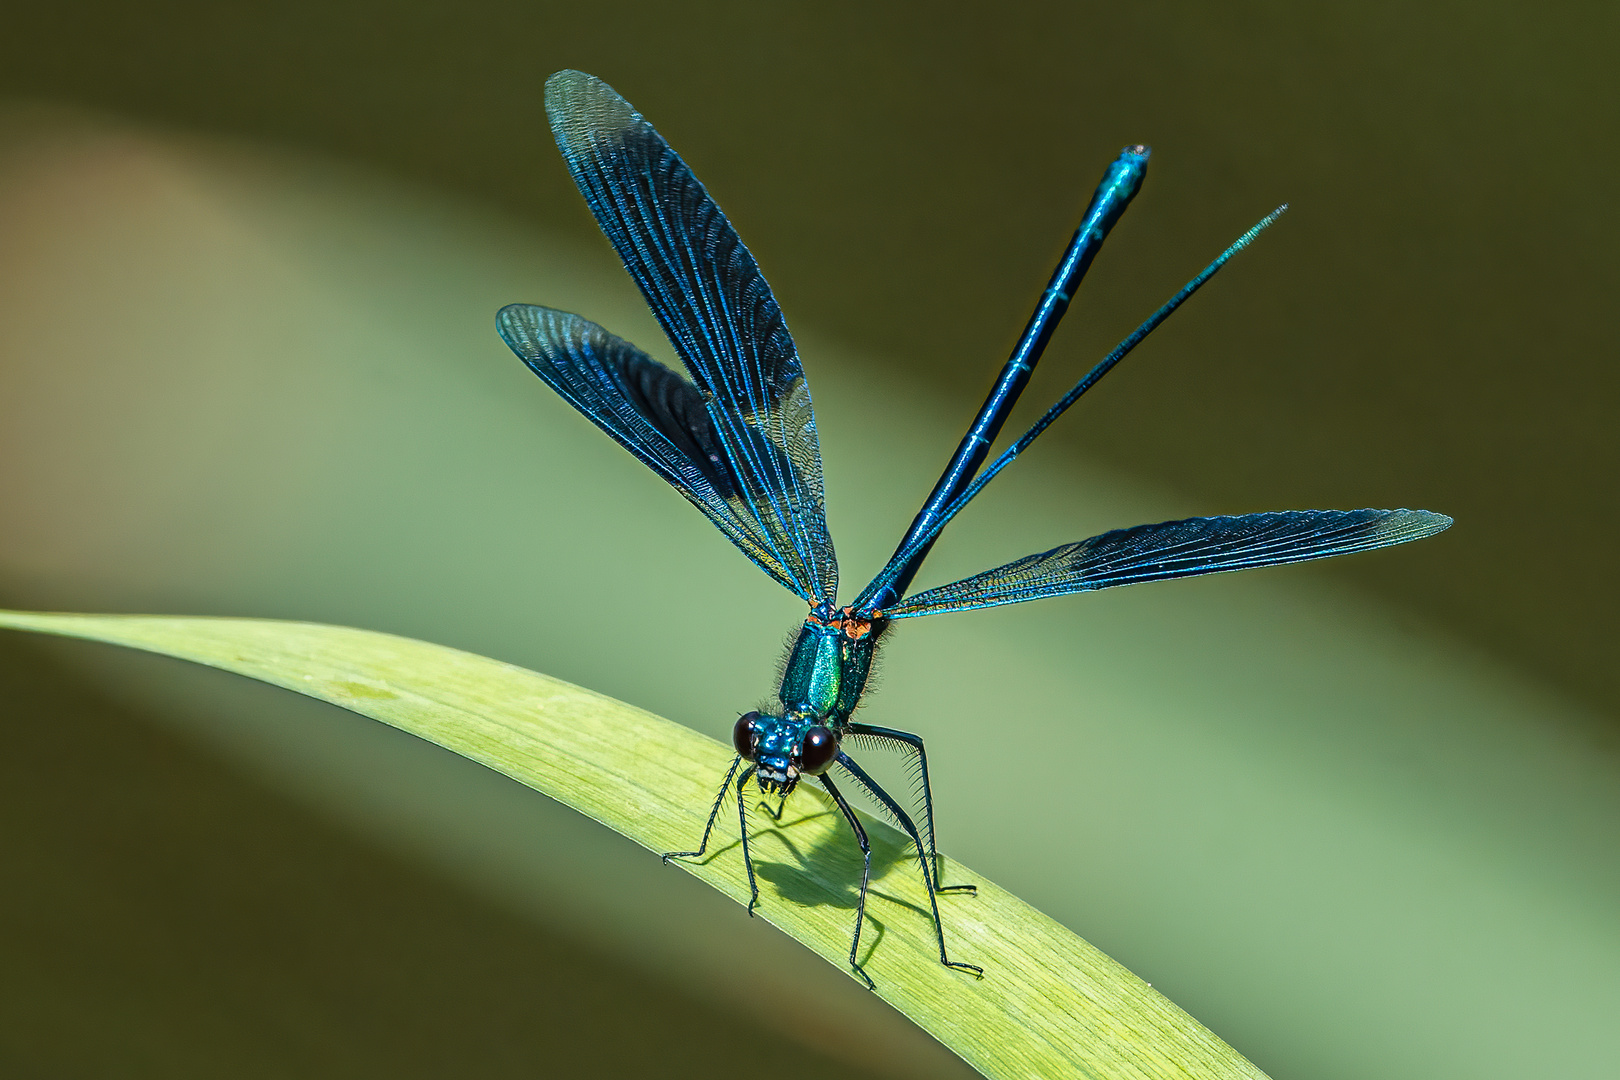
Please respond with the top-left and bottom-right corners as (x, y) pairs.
(0, 2), (1616, 1078)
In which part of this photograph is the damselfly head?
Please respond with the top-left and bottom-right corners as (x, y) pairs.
(796, 724), (839, 776)
(732, 710), (764, 760)
(755, 755), (800, 796)
(735, 710), (800, 793)
(737, 710), (841, 794)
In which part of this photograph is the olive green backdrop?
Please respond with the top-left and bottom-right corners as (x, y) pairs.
(0, 3), (1616, 1080)
(4, 0), (1614, 720)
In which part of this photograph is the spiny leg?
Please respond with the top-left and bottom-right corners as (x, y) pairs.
(818, 772), (876, 991)
(845, 722), (976, 895)
(836, 752), (983, 978)
(662, 752), (742, 863)
(735, 764), (760, 913)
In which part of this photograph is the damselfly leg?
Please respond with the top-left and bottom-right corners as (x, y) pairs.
(735, 764), (760, 913)
(846, 722), (977, 895)
(661, 752), (742, 865)
(818, 771), (877, 990)
(835, 752), (984, 978)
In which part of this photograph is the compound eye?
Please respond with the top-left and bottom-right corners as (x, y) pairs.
(798, 725), (839, 775)
(732, 711), (762, 761)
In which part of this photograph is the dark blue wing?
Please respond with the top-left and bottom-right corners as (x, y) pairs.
(498, 304), (815, 597)
(881, 509), (1452, 618)
(542, 69), (836, 606)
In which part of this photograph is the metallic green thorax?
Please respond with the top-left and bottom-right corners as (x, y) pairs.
(776, 615), (883, 725)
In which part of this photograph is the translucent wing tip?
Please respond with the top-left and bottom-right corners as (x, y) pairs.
(544, 70), (638, 144)
(495, 301), (537, 323)
(495, 302), (544, 355)
(1373, 508), (1454, 543)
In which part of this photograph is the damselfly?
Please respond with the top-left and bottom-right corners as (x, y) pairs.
(497, 70), (1451, 987)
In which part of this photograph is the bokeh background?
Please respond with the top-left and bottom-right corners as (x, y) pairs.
(1, 3), (1616, 1078)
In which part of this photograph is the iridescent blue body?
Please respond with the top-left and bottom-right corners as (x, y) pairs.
(750, 610), (883, 792)
(873, 147), (1148, 608)
(779, 616), (849, 722)
(781, 611), (879, 725)
(497, 70), (1452, 988)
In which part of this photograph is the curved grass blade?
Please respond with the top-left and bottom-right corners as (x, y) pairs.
(0, 609), (1269, 1080)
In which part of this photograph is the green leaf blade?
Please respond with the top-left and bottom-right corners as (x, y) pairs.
(0, 609), (1268, 1080)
